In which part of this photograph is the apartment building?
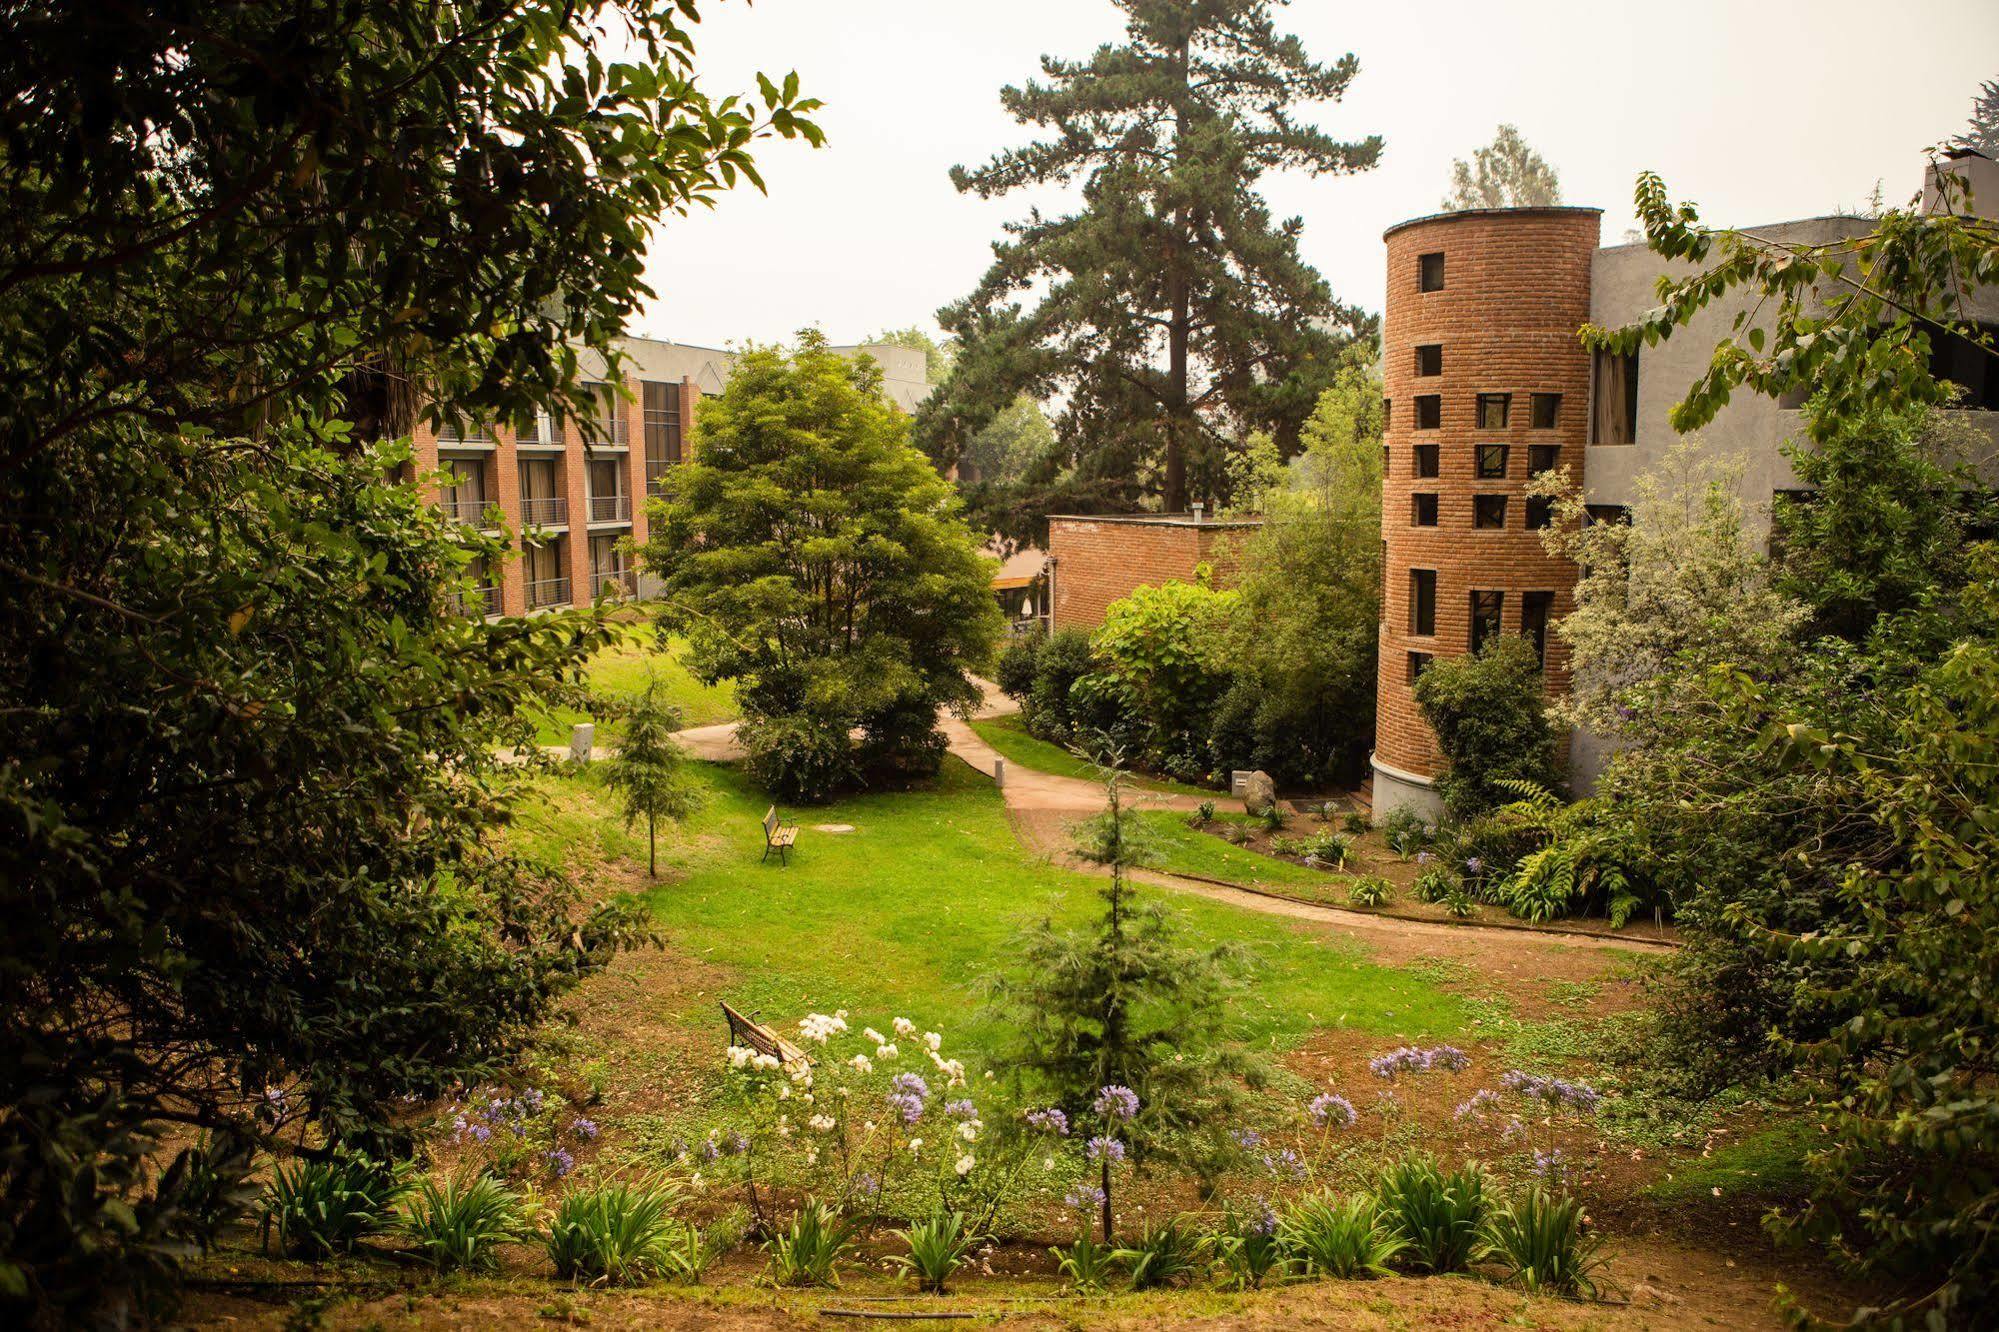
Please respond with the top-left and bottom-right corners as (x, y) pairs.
(1372, 151), (1999, 819)
(413, 335), (929, 616)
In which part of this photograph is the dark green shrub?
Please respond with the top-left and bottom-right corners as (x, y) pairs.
(1411, 636), (1561, 818)
(1027, 629), (1097, 741)
(1347, 876), (1392, 908)
(546, 1179), (689, 1286)
(399, 1174), (528, 1273)
(1377, 1154), (1487, 1273)
(1381, 807), (1435, 857)
(890, 1210), (977, 1294)
(1413, 865), (1457, 903)
(765, 1200), (853, 1288)
(263, 1153), (403, 1260)
(1112, 1217), (1204, 1289)
(739, 708), (861, 805)
(1278, 1192), (1403, 1279)
(994, 632), (1042, 703)
(1478, 1188), (1611, 1298)
(1341, 810), (1372, 836)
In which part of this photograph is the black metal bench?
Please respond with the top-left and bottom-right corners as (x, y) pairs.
(761, 805), (798, 866)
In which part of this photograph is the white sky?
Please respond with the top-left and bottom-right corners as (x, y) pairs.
(630, 0), (1999, 351)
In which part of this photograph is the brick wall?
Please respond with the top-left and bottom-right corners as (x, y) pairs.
(1047, 516), (1259, 632)
(1375, 207), (1600, 779)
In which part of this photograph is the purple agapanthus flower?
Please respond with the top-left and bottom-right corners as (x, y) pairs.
(570, 1117), (599, 1140)
(1093, 1085), (1140, 1121)
(1308, 1092), (1357, 1127)
(1501, 1070), (1602, 1113)
(726, 1130), (750, 1155)
(1464, 857), (1484, 875)
(1263, 1148), (1307, 1181)
(944, 1098), (978, 1120)
(1231, 1127), (1264, 1149)
(886, 1091), (925, 1125)
(1453, 1089), (1501, 1120)
(1085, 1136), (1126, 1164)
(890, 1072), (931, 1101)
(1531, 1147), (1569, 1186)
(1064, 1185), (1107, 1213)
(697, 1136), (721, 1162)
(1025, 1107), (1069, 1136)
(546, 1147), (575, 1178)
(1242, 1197), (1279, 1237)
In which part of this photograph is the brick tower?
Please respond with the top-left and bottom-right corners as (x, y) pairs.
(1371, 206), (1601, 819)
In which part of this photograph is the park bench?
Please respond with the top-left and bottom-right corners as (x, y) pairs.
(721, 1000), (811, 1067)
(761, 805), (798, 866)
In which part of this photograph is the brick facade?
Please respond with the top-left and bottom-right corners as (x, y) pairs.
(1374, 208), (1600, 792)
(1047, 514), (1258, 632)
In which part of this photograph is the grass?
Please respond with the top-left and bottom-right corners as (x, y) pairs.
(1136, 810), (1351, 898)
(1645, 1119), (1818, 1203)
(967, 715), (1216, 798)
(512, 756), (1469, 1059)
(528, 625), (736, 747)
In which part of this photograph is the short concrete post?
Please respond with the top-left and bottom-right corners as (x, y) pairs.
(993, 757), (1006, 789)
(569, 722), (595, 765)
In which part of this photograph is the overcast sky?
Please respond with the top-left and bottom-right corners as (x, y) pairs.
(628, 0), (1999, 351)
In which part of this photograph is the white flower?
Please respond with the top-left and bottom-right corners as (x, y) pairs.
(924, 1031), (942, 1052)
(877, 1043), (899, 1061)
(908, 1137), (923, 1156)
(776, 1084), (790, 1100)
(1042, 1156), (1056, 1171)
(893, 1017), (916, 1037)
(799, 1012), (848, 1045)
(690, 1171), (704, 1190)
(864, 1119), (877, 1132)
(804, 1146), (819, 1165)
(809, 1114), (837, 1132)
(849, 1054), (874, 1074)
(751, 1052), (780, 1072)
(726, 1045), (754, 1069)
(954, 1153), (975, 1177)
(863, 1028), (886, 1045)
(957, 1121), (979, 1142)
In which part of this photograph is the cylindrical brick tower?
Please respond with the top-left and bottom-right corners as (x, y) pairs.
(1371, 206), (1601, 819)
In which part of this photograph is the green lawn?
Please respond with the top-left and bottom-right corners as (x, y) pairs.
(528, 626), (736, 746)
(512, 757), (1466, 1060)
(1137, 810), (1355, 900)
(968, 714), (1217, 798)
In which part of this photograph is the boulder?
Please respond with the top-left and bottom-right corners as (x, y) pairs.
(1241, 770), (1277, 818)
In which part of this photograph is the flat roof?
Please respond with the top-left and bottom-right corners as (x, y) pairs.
(1383, 205), (1602, 241)
(1046, 513), (1262, 529)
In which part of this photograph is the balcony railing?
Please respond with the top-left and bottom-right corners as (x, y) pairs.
(591, 569), (637, 599)
(439, 496), (494, 526)
(520, 494), (567, 526)
(587, 493), (631, 523)
(448, 584), (500, 618)
(525, 576), (572, 611)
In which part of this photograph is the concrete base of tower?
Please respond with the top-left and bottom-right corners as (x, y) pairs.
(1369, 753), (1445, 823)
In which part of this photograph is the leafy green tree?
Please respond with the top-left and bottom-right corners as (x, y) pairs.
(1082, 579), (1240, 781)
(1442, 124), (1562, 210)
(601, 675), (700, 878)
(0, 0), (815, 1317)
(641, 331), (1003, 802)
(958, 394), (1057, 489)
(919, 0), (1382, 514)
(1412, 637), (1560, 819)
(1213, 344), (1383, 782)
(987, 769), (1258, 1240)
(1952, 78), (1999, 156)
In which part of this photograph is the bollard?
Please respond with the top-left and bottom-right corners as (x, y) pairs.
(570, 722), (595, 765)
(993, 757), (1006, 789)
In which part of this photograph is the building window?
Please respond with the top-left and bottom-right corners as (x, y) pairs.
(1382, 445), (1390, 476)
(518, 457), (564, 526)
(1415, 395), (1441, 430)
(435, 416), (494, 446)
(1476, 393), (1511, 430)
(1382, 397), (1392, 427)
(1470, 590), (1504, 655)
(1411, 492), (1439, 526)
(1407, 651), (1433, 685)
(524, 535), (570, 610)
(589, 533), (632, 597)
(642, 380), (682, 488)
(1525, 495), (1555, 530)
(1531, 393), (1561, 429)
(1409, 569), (1437, 636)
(1414, 444), (1440, 477)
(1928, 321), (1999, 410)
(586, 457), (629, 524)
(1418, 252), (1445, 292)
(1415, 344), (1443, 377)
(440, 458), (488, 525)
(1522, 590), (1554, 668)
(513, 411), (558, 447)
(1591, 350), (1639, 444)
(585, 382), (628, 447)
(1476, 443), (1509, 479)
(1474, 494), (1508, 529)
(1585, 504), (1632, 527)
(1528, 444), (1561, 475)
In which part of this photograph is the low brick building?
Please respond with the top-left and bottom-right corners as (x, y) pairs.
(1046, 512), (1259, 632)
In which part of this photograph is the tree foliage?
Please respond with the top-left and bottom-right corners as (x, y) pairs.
(642, 332), (1003, 803)
(601, 674), (700, 878)
(0, 0), (816, 1319)
(1952, 78), (1999, 157)
(917, 0), (1381, 519)
(1411, 637), (1560, 819)
(1441, 124), (1562, 211)
(986, 769), (1259, 1238)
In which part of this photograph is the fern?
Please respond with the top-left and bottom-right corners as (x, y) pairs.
(1489, 789), (1651, 925)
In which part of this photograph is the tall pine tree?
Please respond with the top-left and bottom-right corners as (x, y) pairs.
(1953, 78), (1999, 157)
(918, 0), (1380, 521)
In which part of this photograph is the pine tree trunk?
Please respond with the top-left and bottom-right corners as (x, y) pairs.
(648, 815), (657, 878)
(1099, 1154), (1113, 1244)
(1162, 34), (1193, 513)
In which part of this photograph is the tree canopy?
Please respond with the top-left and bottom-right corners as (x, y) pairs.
(1441, 124), (1562, 210)
(916, 0), (1381, 521)
(642, 332), (1003, 802)
(0, 0), (817, 1318)
(1953, 77), (1999, 156)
